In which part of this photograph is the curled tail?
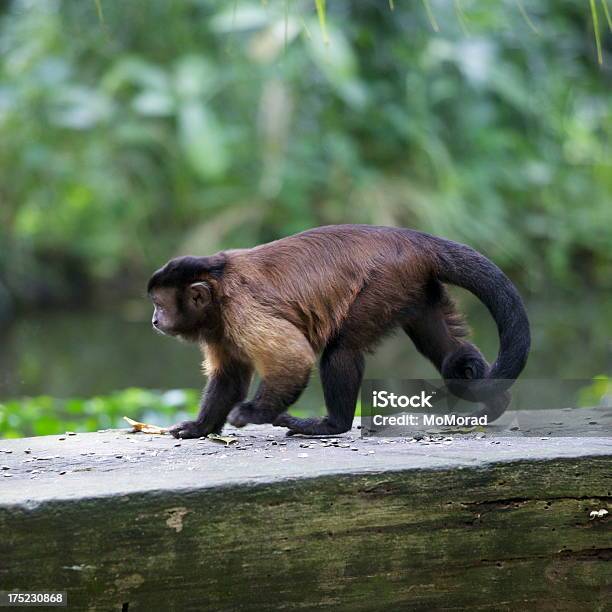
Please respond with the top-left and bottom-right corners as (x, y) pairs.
(427, 235), (531, 412)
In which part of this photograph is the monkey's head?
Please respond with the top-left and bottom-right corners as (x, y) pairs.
(147, 254), (226, 342)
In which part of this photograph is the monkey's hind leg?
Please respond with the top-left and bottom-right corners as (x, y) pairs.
(275, 341), (364, 436)
(228, 380), (304, 427)
(403, 282), (509, 419)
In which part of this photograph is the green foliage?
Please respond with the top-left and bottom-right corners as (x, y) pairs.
(578, 375), (612, 407)
(0, 388), (200, 438)
(0, 0), (610, 307)
(0, 386), (322, 438)
(1, 1), (609, 439)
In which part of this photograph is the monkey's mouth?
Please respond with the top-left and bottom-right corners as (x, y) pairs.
(153, 325), (186, 341)
(152, 324), (171, 337)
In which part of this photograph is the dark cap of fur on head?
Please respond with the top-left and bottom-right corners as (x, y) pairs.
(147, 254), (226, 292)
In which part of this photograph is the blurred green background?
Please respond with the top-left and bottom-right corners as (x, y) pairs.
(0, 0), (610, 437)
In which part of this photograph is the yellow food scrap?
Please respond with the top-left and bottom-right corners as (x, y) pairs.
(123, 416), (168, 435)
(207, 433), (238, 445)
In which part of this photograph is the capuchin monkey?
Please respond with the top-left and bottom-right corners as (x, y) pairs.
(147, 225), (530, 439)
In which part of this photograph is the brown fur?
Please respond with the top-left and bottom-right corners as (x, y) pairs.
(148, 225), (530, 437)
(220, 227), (434, 351)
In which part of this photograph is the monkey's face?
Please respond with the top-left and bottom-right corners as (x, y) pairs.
(149, 282), (213, 341)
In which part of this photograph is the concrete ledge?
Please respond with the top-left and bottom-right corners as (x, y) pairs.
(0, 411), (610, 610)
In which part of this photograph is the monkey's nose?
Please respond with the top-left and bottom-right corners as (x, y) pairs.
(152, 318), (159, 327)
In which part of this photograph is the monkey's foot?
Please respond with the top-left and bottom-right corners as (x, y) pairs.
(273, 414), (352, 437)
(227, 402), (278, 428)
(168, 420), (213, 439)
(471, 390), (511, 423)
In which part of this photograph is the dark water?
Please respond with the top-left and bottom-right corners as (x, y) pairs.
(1, 290), (611, 414)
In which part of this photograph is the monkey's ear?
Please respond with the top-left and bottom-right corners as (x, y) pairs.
(187, 282), (211, 308)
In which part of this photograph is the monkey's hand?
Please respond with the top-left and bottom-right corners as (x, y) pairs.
(227, 401), (278, 428)
(168, 419), (219, 439)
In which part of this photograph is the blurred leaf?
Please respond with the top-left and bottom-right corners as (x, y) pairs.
(248, 17), (301, 62)
(422, 0), (440, 32)
(589, 0), (603, 64)
(132, 90), (175, 116)
(602, 0), (612, 30)
(178, 101), (229, 179)
(210, 4), (271, 33)
(102, 57), (169, 93)
(314, 0), (329, 44)
(305, 18), (366, 108)
(49, 86), (112, 129)
(94, 0), (105, 25)
(516, 0), (539, 34)
(578, 376), (612, 407)
(173, 55), (218, 100)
